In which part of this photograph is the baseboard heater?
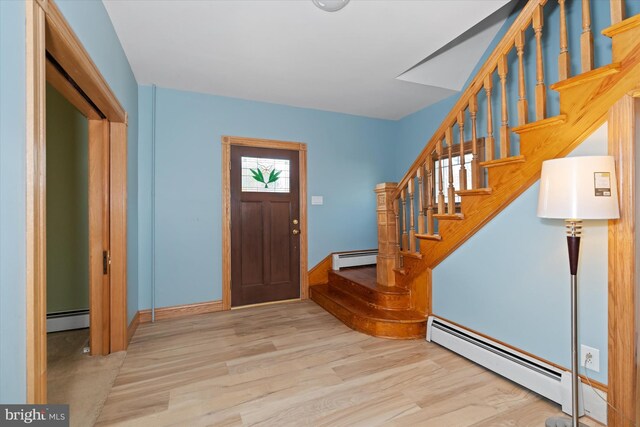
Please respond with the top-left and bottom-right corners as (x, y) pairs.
(47, 309), (89, 333)
(332, 250), (377, 270)
(427, 316), (607, 424)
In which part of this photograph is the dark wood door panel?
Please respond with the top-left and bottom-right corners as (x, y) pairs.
(270, 201), (292, 285)
(230, 146), (300, 307)
(239, 201), (263, 286)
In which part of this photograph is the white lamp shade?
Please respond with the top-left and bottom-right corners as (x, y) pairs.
(537, 156), (620, 220)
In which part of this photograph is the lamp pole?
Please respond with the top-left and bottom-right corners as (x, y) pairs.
(566, 219), (582, 427)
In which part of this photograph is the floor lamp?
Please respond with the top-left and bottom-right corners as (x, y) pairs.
(537, 156), (619, 427)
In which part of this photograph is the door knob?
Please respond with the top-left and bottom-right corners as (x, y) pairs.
(292, 229), (300, 235)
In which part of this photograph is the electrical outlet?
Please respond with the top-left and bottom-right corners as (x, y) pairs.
(580, 345), (600, 373)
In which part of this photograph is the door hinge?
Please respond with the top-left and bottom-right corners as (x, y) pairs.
(103, 250), (111, 275)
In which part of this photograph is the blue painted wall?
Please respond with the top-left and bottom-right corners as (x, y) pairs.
(0, 0), (27, 404)
(433, 124), (609, 383)
(394, 94), (460, 178)
(55, 0), (139, 323)
(137, 86), (397, 309)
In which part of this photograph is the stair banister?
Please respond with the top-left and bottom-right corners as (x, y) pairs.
(393, 0), (545, 198)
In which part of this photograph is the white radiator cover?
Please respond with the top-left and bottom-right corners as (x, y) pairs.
(331, 250), (377, 270)
(427, 317), (607, 424)
(47, 310), (90, 333)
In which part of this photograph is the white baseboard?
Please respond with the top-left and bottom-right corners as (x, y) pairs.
(47, 310), (89, 332)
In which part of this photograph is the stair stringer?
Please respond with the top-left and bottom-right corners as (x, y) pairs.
(396, 27), (640, 288)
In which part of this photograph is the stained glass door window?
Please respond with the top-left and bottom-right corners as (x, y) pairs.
(241, 157), (290, 193)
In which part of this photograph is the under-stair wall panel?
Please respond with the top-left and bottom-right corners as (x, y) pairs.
(433, 124), (609, 384)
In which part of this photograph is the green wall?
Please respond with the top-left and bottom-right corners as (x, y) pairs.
(46, 84), (89, 314)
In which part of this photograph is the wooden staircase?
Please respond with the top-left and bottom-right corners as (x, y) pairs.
(311, 0), (640, 339)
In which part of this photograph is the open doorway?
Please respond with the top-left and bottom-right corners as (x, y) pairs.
(44, 83), (125, 425)
(45, 84), (89, 334)
(26, 0), (129, 403)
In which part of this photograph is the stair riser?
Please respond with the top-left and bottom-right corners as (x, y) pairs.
(328, 282), (409, 311)
(328, 273), (410, 310)
(310, 287), (426, 340)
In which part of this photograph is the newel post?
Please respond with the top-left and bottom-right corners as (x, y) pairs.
(375, 183), (399, 286)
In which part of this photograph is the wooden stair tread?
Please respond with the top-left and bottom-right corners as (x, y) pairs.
(433, 213), (464, 220)
(602, 14), (640, 37)
(550, 63), (621, 91)
(331, 267), (407, 295)
(455, 188), (492, 196)
(415, 233), (442, 241)
(311, 284), (425, 323)
(512, 115), (567, 134)
(400, 250), (422, 259)
(479, 155), (526, 168)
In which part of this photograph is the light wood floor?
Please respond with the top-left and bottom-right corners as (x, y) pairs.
(48, 329), (125, 427)
(96, 300), (602, 426)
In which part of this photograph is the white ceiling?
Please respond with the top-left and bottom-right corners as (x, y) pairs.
(103, 0), (512, 120)
(397, 3), (514, 92)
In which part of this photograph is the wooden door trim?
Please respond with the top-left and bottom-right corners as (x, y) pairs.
(26, 0), (128, 403)
(40, 0), (126, 123)
(221, 136), (308, 311)
(88, 119), (110, 356)
(607, 94), (638, 426)
(109, 122), (128, 352)
(26, 0), (47, 405)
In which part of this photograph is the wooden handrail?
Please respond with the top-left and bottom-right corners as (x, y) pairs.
(393, 0), (544, 198)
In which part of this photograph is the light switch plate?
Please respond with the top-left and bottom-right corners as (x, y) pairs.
(311, 196), (324, 205)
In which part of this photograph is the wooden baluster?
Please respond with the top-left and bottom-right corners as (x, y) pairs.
(533, 5), (547, 120)
(400, 189), (408, 250)
(457, 111), (467, 191)
(498, 54), (510, 158)
(484, 73), (495, 161)
(393, 198), (401, 267)
(516, 29), (528, 126)
(558, 0), (570, 81)
(417, 167), (425, 235)
(425, 155), (435, 233)
(610, 0), (624, 25)
(436, 141), (445, 215)
(445, 127), (455, 215)
(408, 178), (416, 253)
(469, 94), (480, 189)
(581, 0), (594, 72)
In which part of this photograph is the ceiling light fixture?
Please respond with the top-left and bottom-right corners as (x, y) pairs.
(312, 0), (350, 12)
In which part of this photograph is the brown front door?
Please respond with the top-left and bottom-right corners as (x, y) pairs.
(230, 146), (301, 307)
